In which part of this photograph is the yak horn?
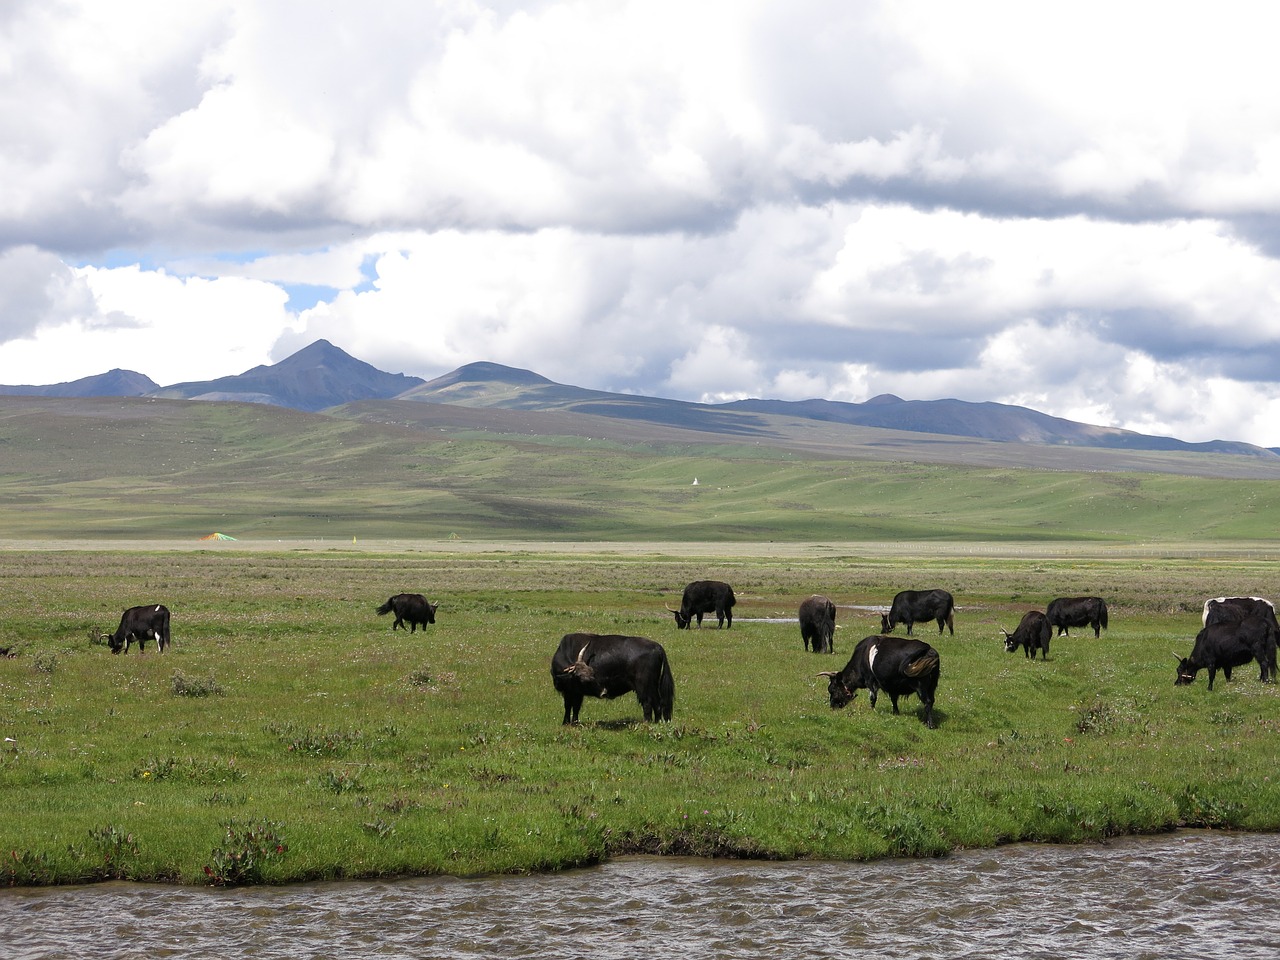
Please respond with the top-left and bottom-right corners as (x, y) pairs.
(665, 604), (679, 613)
(816, 671), (838, 678)
(1173, 652), (1183, 662)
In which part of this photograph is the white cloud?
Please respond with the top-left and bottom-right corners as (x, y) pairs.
(0, 246), (96, 342)
(0, 263), (291, 385)
(5, 1), (1280, 446)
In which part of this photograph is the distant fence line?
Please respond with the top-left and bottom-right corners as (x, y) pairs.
(3, 538), (1279, 562)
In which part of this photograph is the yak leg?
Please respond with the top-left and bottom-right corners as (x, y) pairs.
(921, 694), (937, 729)
(561, 693), (584, 725)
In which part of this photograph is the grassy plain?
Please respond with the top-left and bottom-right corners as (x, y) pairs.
(5, 395), (1280, 543)
(4, 395), (1280, 884)
(2, 545), (1279, 885)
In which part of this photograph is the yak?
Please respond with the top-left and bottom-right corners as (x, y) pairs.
(881, 589), (954, 636)
(1045, 596), (1109, 637)
(667, 580), (735, 629)
(1175, 616), (1278, 690)
(376, 593), (438, 632)
(1202, 596), (1277, 630)
(819, 634), (940, 728)
(551, 632), (674, 724)
(799, 594), (837, 653)
(1002, 610), (1051, 660)
(105, 604), (171, 655)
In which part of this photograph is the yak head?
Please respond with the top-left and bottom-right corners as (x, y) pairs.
(1174, 653), (1198, 685)
(880, 612), (894, 633)
(1001, 628), (1018, 654)
(666, 604), (691, 629)
(817, 670), (856, 709)
(561, 645), (597, 683)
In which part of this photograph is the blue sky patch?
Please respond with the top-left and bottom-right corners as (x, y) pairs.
(284, 283), (339, 312)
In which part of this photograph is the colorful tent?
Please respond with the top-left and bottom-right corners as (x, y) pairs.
(199, 532), (238, 541)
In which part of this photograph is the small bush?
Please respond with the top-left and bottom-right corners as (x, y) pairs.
(3, 849), (54, 886)
(318, 768), (363, 794)
(133, 756), (245, 784)
(32, 652), (57, 675)
(204, 819), (288, 886)
(362, 818), (395, 838)
(67, 825), (140, 880)
(172, 670), (225, 697)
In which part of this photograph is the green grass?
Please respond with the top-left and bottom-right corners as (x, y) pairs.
(4, 396), (1280, 542)
(2, 546), (1279, 885)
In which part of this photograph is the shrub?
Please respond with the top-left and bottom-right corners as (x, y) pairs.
(204, 820), (288, 886)
(171, 670), (225, 697)
(67, 825), (140, 880)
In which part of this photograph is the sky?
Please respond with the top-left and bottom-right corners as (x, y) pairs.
(4, 1), (1280, 446)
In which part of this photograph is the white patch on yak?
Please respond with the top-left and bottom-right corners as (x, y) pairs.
(867, 642), (879, 675)
(1202, 596), (1274, 626)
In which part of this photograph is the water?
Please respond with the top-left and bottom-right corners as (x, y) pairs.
(4, 831), (1278, 959)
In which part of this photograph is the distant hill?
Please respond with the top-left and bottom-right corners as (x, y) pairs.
(6, 344), (1278, 458)
(6, 391), (1280, 545)
(146, 339), (425, 412)
(396, 361), (766, 434)
(402, 361), (1280, 459)
(0, 368), (158, 398)
(723, 396), (1272, 458)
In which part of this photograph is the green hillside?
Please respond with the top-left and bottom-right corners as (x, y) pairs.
(2, 395), (1279, 543)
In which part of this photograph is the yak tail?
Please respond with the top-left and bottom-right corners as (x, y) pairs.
(658, 654), (676, 722)
(904, 652), (940, 678)
(1099, 601), (1109, 630)
(375, 598), (394, 616)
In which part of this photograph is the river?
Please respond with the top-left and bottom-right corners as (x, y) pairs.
(4, 831), (1277, 959)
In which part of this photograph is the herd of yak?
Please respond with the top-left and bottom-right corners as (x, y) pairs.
(98, 579), (1279, 731)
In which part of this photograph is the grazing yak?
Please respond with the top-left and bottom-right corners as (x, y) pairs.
(105, 604), (171, 654)
(1002, 610), (1051, 660)
(819, 634), (940, 728)
(798, 594), (837, 653)
(1175, 616), (1278, 690)
(1045, 596), (1109, 637)
(551, 632), (674, 724)
(376, 593), (438, 632)
(667, 580), (736, 629)
(881, 589), (954, 636)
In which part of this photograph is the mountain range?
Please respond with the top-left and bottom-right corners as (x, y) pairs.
(2, 338), (1275, 459)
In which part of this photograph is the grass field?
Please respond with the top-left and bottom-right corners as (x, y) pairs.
(4, 395), (1280, 543)
(2, 545), (1278, 886)
(4, 395), (1280, 884)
